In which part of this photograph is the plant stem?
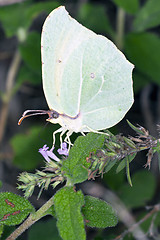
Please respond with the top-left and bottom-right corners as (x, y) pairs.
(115, 7), (125, 50)
(113, 204), (160, 240)
(0, 50), (21, 145)
(6, 196), (54, 240)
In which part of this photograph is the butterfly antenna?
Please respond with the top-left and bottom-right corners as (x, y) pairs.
(18, 110), (49, 125)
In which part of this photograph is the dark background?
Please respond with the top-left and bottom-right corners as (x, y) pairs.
(0, 0), (160, 239)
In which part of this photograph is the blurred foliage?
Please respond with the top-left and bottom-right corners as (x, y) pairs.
(10, 125), (57, 170)
(28, 218), (61, 240)
(77, 3), (114, 38)
(19, 32), (41, 74)
(0, 226), (15, 240)
(133, 0), (160, 31)
(0, 0), (160, 239)
(118, 170), (156, 208)
(112, 0), (139, 14)
(16, 64), (40, 86)
(125, 32), (160, 85)
(0, 1), (59, 37)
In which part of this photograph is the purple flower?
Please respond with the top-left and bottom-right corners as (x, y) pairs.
(57, 142), (69, 156)
(39, 144), (60, 162)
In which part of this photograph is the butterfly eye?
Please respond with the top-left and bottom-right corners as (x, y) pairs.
(51, 111), (59, 119)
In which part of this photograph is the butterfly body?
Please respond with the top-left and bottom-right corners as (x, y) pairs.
(19, 6), (134, 149)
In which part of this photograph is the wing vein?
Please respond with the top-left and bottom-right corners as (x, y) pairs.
(77, 54), (84, 112)
(82, 75), (105, 111)
(83, 106), (112, 115)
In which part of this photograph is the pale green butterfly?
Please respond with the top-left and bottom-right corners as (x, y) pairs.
(18, 6), (134, 149)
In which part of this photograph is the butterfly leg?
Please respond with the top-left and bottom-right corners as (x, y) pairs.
(80, 125), (109, 136)
(51, 127), (64, 151)
(59, 128), (67, 149)
(81, 132), (86, 136)
(64, 130), (73, 151)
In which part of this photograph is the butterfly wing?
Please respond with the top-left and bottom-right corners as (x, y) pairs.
(42, 6), (134, 131)
(79, 36), (134, 130)
(41, 6), (95, 117)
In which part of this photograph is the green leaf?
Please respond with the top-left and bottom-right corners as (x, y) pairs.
(158, 152), (160, 172)
(125, 32), (160, 85)
(78, 3), (114, 37)
(125, 156), (132, 186)
(133, 71), (150, 93)
(28, 218), (61, 240)
(133, 0), (160, 32)
(42, 205), (56, 218)
(19, 32), (41, 73)
(112, 0), (139, 14)
(16, 64), (41, 86)
(1, 226), (15, 240)
(103, 166), (125, 191)
(0, 1), (30, 37)
(25, 2), (59, 21)
(127, 120), (144, 135)
(82, 196), (118, 228)
(0, 192), (34, 226)
(10, 125), (55, 170)
(0, 225), (4, 238)
(104, 159), (117, 173)
(0, 1), (59, 37)
(62, 133), (105, 184)
(118, 170), (156, 208)
(155, 140), (160, 171)
(54, 187), (86, 240)
(116, 153), (136, 173)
